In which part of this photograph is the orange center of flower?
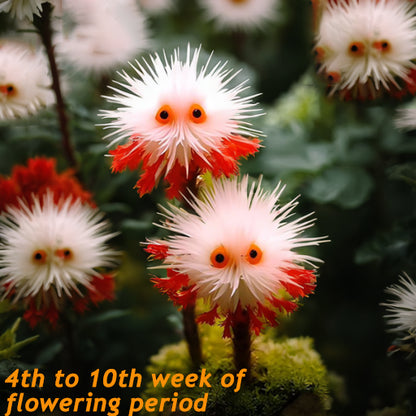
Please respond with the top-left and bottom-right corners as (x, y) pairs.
(210, 245), (230, 268)
(189, 104), (207, 124)
(246, 243), (263, 265)
(372, 40), (391, 53)
(326, 71), (341, 83)
(155, 104), (174, 124)
(55, 248), (73, 261)
(348, 41), (366, 57)
(0, 84), (17, 97)
(314, 46), (326, 62)
(32, 249), (47, 265)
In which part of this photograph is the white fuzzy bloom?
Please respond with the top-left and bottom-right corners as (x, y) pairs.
(383, 273), (416, 336)
(316, 0), (416, 93)
(394, 106), (416, 130)
(0, 42), (54, 120)
(0, 0), (44, 20)
(156, 176), (325, 312)
(100, 45), (261, 173)
(138, 0), (174, 15)
(56, 0), (149, 74)
(0, 193), (117, 301)
(197, 0), (280, 31)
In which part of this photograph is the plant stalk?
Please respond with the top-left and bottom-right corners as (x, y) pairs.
(232, 309), (251, 379)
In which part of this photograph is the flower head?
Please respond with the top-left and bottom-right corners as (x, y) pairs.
(56, 0), (149, 74)
(197, 0), (280, 31)
(0, 0), (44, 20)
(100, 46), (262, 199)
(0, 158), (117, 328)
(383, 273), (416, 337)
(0, 42), (54, 120)
(314, 0), (416, 99)
(146, 176), (326, 336)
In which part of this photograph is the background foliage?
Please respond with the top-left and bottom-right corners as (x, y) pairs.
(1, 0), (416, 415)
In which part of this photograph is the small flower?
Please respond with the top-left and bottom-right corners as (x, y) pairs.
(314, 0), (416, 100)
(0, 157), (117, 328)
(197, 0), (280, 31)
(56, 0), (149, 74)
(99, 46), (262, 199)
(383, 273), (416, 337)
(138, 0), (174, 15)
(146, 176), (326, 336)
(0, 193), (117, 328)
(0, 0), (44, 20)
(394, 106), (416, 130)
(0, 42), (54, 120)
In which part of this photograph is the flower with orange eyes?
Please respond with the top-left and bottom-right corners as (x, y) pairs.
(197, 0), (280, 31)
(314, 0), (416, 99)
(0, 42), (54, 119)
(146, 176), (327, 337)
(0, 192), (117, 328)
(99, 46), (262, 199)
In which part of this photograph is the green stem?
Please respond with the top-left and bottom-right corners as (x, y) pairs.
(33, 3), (78, 171)
(182, 304), (203, 370)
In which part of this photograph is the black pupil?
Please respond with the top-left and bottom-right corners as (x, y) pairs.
(382, 42), (388, 49)
(328, 75), (334, 81)
(159, 110), (169, 119)
(351, 44), (358, 52)
(193, 108), (202, 118)
(64, 250), (71, 257)
(7, 85), (14, 92)
(249, 249), (258, 259)
(34, 252), (43, 260)
(215, 253), (225, 263)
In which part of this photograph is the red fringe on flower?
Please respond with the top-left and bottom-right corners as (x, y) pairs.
(109, 135), (261, 199)
(0, 157), (93, 212)
(17, 273), (116, 329)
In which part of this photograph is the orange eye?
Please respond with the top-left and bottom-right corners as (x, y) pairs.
(0, 84), (16, 97)
(32, 249), (47, 264)
(55, 248), (73, 261)
(189, 104), (207, 124)
(210, 245), (230, 268)
(155, 105), (174, 124)
(246, 243), (263, 265)
(373, 40), (390, 53)
(326, 71), (341, 84)
(314, 46), (326, 61)
(348, 41), (365, 57)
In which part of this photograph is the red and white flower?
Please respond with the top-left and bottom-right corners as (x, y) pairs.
(0, 158), (117, 328)
(99, 46), (262, 199)
(314, 0), (416, 99)
(146, 176), (326, 337)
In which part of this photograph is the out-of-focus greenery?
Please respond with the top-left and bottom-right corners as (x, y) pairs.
(0, 0), (415, 415)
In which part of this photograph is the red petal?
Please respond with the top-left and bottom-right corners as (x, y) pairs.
(144, 243), (169, 260)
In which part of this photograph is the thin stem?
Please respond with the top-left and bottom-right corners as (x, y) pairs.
(33, 3), (78, 171)
(182, 304), (203, 370)
(232, 309), (251, 379)
(180, 175), (203, 369)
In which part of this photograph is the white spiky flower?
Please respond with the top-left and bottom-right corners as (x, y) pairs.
(0, 0), (45, 20)
(138, 0), (174, 15)
(315, 0), (416, 97)
(0, 42), (54, 120)
(99, 45), (262, 199)
(56, 0), (149, 74)
(197, 0), (280, 31)
(394, 106), (416, 130)
(383, 273), (416, 337)
(155, 176), (325, 315)
(0, 193), (117, 301)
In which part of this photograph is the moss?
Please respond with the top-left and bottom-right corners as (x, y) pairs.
(144, 325), (330, 416)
